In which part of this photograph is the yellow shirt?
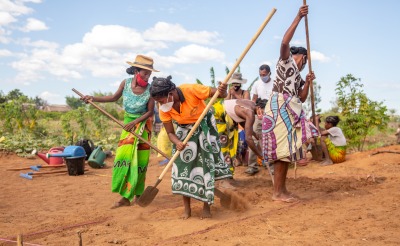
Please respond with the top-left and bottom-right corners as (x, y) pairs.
(159, 84), (211, 124)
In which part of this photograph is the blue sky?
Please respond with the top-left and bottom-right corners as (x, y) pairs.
(1, 0), (399, 112)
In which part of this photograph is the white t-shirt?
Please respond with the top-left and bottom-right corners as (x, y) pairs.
(327, 127), (347, 146)
(250, 78), (273, 100)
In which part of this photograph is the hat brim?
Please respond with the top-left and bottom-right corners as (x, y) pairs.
(228, 78), (247, 84)
(126, 61), (159, 72)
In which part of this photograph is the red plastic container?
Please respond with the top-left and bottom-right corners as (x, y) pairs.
(37, 147), (65, 165)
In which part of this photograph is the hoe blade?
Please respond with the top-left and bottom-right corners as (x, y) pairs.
(136, 186), (159, 207)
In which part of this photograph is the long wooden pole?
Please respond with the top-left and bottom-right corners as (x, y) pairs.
(303, 0), (322, 161)
(303, 0), (317, 127)
(72, 88), (170, 160)
(156, 8), (277, 181)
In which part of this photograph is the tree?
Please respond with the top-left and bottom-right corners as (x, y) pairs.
(336, 74), (389, 151)
(32, 96), (48, 107)
(66, 96), (85, 109)
(7, 89), (28, 102)
(303, 81), (322, 117)
(0, 90), (6, 104)
(210, 67), (215, 88)
(388, 108), (399, 122)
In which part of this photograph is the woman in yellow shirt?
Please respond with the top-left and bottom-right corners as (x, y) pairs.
(150, 76), (232, 219)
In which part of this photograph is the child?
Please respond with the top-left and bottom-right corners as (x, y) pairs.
(319, 116), (347, 165)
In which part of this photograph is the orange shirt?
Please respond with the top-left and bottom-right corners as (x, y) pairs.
(159, 84), (211, 124)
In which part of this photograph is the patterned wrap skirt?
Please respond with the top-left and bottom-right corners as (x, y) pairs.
(262, 92), (319, 162)
(111, 112), (151, 201)
(171, 110), (233, 204)
(324, 138), (346, 163)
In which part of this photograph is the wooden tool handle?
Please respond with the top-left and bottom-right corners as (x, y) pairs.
(72, 88), (170, 160)
(157, 8), (277, 181)
(302, 0), (318, 128)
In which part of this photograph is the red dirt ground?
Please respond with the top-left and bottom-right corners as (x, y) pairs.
(1, 145), (400, 245)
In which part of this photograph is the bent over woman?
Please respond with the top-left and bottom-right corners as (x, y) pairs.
(150, 76), (232, 219)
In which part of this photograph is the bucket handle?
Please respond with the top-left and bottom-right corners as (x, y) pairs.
(88, 139), (95, 151)
(93, 146), (103, 158)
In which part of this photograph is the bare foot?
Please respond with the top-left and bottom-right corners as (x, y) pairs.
(181, 208), (191, 220)
(200, 203), (211, 219)
(111, 197), (130, 209)
(320, 159), (333, 166)
(282, 189), (299, 198)
(272, 194), (299, 203)
(131, 195), (140, 205)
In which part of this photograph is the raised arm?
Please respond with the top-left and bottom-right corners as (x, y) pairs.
(280, 5), (309, 60)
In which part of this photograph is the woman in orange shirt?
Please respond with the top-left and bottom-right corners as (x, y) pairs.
(150, 76), (232, 219)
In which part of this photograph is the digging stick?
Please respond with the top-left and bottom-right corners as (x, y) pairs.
(72, 88), (170, 160)
(303, 0), (317, 126)
(303, 0), (322, 161)
(137, 8), (277, 207)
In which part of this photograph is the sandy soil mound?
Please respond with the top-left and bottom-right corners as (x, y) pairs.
(1, 145), (399, 245)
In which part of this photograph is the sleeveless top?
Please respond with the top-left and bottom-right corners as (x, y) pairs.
(122, 77), (150, 114)
(230, 90), (245, 99)
(224, 99), (253, 123)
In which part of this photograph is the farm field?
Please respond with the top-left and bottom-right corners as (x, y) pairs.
(1, 145), (399, 246)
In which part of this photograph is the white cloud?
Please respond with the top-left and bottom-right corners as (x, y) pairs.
(7, 22), (226, 84)
(0, 0), (33, 17)
(40, 91), (61, 102)
(0, 11), (17, 26)
(0, 27), (11, 43)
(171, 71), (194, 83)
(311, 50), (331, 62)
(21, 18), (48, 32)
(173, 44), (225, 63)
(24, 0), (43, 4)
(83, 25), (167, 51)
(0, 49), (12, 56)
(16, 38), (58, 49)
(143, 22), (221, 45)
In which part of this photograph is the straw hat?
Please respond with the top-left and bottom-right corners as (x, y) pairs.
(126, 54), (159, 72)
(228, 72), (247, 84)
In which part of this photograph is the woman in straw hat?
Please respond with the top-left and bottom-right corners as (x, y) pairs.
(82, 54), (158, 208)
(150, 76), (232, 219)
(261, 5), (318, 203)
(226, 72), (250, 100)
